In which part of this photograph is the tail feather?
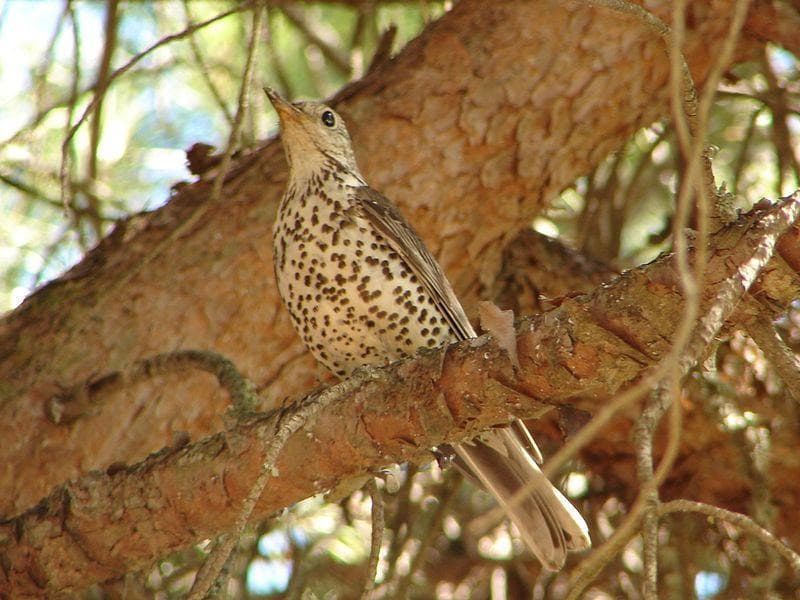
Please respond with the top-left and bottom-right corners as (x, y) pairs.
(454, 421), (590, 570)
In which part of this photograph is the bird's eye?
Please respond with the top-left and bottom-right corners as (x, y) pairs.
(321, 110), (336, 128)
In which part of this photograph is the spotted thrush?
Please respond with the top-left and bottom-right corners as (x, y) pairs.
(265, 88), (590, 570)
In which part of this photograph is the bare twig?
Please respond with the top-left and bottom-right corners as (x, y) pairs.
(691, 0), (752, 220)
(2, 62), (175, 152)
(1, 172), (76, 213)
(367, 24), (397, 74)
(361, 477), (384, 599)
(614, 4), (750, 595)
(762, 48), (800, 194)
(731, 105), (765, 196)
(59, 1), (249, 209)
(381, 465), (418, 583)
(32, 0), (70, 113)
(181, 0), (235, 127)
(634, 385), (668, 598)
(577, 148), (626, 260)
(657, 500), (800, 573)
(392, 474), (460, 598)
(567, 192), (800, 599)
(281, 5), (351, 76)
(63, 0), (81, 240)
(568, 497), (647, 599)
(207, 2), (262, 205)
(634, 1), (704, 574)
(265, 8), (293, 96)
(186, 366), (380, 600)
(83, 0), (119, 242)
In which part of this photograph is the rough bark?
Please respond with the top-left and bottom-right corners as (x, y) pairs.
(0, 0), (771, 518)
(2, 194), (799, 597)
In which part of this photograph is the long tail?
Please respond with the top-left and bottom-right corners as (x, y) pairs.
(454, 420), (591, 570)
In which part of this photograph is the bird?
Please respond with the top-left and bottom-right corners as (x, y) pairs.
(265, 87), (591, 570)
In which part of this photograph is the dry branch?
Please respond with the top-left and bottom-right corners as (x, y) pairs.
(2, 193), (798, 597)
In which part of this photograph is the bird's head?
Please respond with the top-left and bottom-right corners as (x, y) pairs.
(265, 87), (361, 180)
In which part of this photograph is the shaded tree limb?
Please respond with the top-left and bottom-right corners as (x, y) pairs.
(743, 312), (800, 403)
(1, 193), (798, 596)
(46, 349), (259, 425)
(657, 500), (800, 573)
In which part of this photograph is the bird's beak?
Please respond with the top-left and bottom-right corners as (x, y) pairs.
(264, 87), (301, 124)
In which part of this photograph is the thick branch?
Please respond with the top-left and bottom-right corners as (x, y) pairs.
(2, 194), (798, 596)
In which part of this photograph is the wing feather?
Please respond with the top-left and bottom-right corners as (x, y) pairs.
(354, 186), (475, 341)
(353, 186), (591, 567)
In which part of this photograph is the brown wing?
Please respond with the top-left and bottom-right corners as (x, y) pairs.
(353, 186), (476, 341)
(354, 187), (592, 567)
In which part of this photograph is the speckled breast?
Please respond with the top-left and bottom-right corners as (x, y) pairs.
(273, 176), (451, 378)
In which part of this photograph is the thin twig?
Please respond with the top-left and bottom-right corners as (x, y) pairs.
(361, 477), (384, 599)
(392, 475), (460, 599)
(566, 192), (800, 599)
(0, 172), (79, 214)
(280, 5), (351, 76)
(186, 366), (380, 600)
(265, 7), (293, 97)
(181, 0), (235, 127)
(731, 105), (765, 196)
(63, 0), (81, 240)
(692, 0), (752, 219)
(578, 149), (626, 259)
(1, 61), (175, 152)
(636, 0), (702, 567)
(367, 24), (397, 74)
(207, 2), (262, 205)
(83, 0), (119, 241)
(657, 500), (800, 574)
(382, 465), (418, 583)
(632, 365), (684, 598)
(59, 1), (249, 209)
(762, 48), (800, 194)
(32, 0), (70, 113)
(631, 4), (751, 592)
(567, 496), (647, 599)
(634, 385), (667, 598)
